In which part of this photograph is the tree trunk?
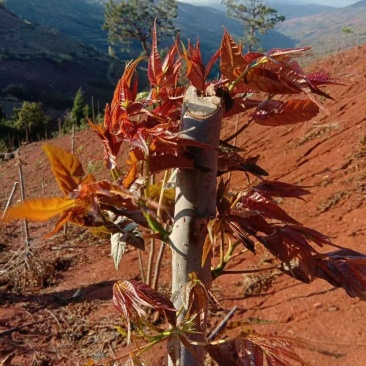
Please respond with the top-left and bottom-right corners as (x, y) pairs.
(169, 86), (223, 366)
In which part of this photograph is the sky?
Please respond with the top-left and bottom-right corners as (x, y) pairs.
(178, 0), (360, 7)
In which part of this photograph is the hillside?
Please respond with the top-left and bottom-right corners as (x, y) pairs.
(272, 2), (333, 19)
(0, 45), (365, 365)
(5, 0), (297, 57)
(0, 6), (123, 118)
(5, 0), (110, 52)
(277, 1), (366, 53)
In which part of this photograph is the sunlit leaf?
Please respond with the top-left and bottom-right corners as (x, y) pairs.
(252, 99), (319, 126)
(244, 57), (333, 100)
(220, 29), (248, 82)
(306, 70), (344, 87)
(114, 280), (177, 328)
(123, 149), (143, 189)
(266, 46), (312, 60)
(148, 21), (163, 86)
(184, 273), (209, 333)
(3, 197), (75, 222)
(88, 119), (122, 170)
(179, 40), (206, 91)
(202, 233), (213, 267)
(43, 144), (84, 194)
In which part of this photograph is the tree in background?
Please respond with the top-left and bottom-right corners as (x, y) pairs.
(0, 104), (5, 121)
(71, 87), (86, 127)
(12, 102), (49, 143)
(223, 0), (285, 52)
(103, 0), (178, 57)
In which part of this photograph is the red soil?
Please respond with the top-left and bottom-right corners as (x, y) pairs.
(0, 45), (365, 365)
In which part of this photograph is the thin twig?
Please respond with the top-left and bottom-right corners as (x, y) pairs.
(152, 170), (170, 290)
(152, 242), (166, 290)
(228, 114), (240, 187)
(64, 126), (76, 237)
(1, 181), (18, 220)
(207, 306), (238, 342)
(0, 352), (14, 366)
(147, 238), (155, 286)
(45, 309), (61, 326)
(16, 150), (30, 248)
(220, 265), (280, 275)
(0, 317), (53, 338)
(223, 117), (252, 143)
(137, 250), (145, 283)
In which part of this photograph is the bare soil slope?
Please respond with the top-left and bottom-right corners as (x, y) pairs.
(0, 46), (365, 365)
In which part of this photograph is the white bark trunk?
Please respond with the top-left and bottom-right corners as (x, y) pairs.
(169, 86), (223, 366)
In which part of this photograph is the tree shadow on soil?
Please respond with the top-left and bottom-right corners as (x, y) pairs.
(1, 279), (115, 310)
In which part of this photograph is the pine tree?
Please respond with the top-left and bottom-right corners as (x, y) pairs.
(12, 102), (49, 143)
(70, 87), (85, 127)
(103, 0), (178, 57)
(223, 0), (285, 52)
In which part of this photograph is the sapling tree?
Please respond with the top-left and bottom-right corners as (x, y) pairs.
(3, 25), (366, 366)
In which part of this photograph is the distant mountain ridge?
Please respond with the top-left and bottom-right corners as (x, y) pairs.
(0, 6), (122, 118)
(276, 1), (366, 52)
(3, 0), (364, 118)
(5, 0), (297, 57)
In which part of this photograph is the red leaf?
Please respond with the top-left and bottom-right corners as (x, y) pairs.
(123, 149), (143, 189)
(148, 21), (163, 86)
(205, 48), (220, 80)
(88, 119), (122, 170)
(266, 46), (312, 59)
(219, 29), (248, 82)
(43, 144), (84, 195)
(289, 225), (334, 247)
(306, 70), (345, 87)
(244, 58), (334, 100)
(252, 99), (319, 126)
(254, 180), (311, 200)
(149, 154), (194, 173)
(218, 153), (269, 178)
(181, 40), (206, 91)
(241, 190), (299, 224)
(207, 331), (303, 366)
(160, 41), (181, 88)
(223, 217), (256, 252)
(315, 249), (366, 300)
(113, 279), (177, 339)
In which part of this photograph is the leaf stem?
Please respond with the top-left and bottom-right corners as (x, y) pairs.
(223, 117), (253, 143)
